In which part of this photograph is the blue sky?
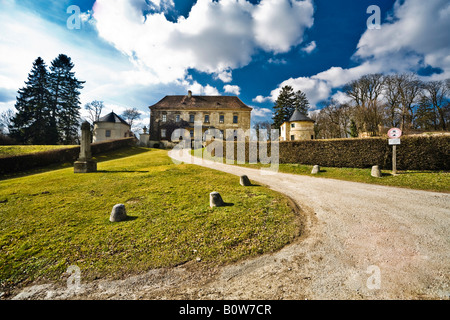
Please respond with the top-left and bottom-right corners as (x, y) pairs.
(0, 0), (449, 129)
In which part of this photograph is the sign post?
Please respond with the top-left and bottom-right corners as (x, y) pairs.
(387, 128), (402, 175)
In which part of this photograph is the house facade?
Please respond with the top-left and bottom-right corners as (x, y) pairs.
(93, 112), (133, 143)
(280, 109), (315, 141)
(146, 91), (252, 148)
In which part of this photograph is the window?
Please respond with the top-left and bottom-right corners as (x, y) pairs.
(162, 114), (167, 122)
(233, 115), (238, 124)
(190, 130), (194, 138)
(161, 129), (166, 138)
(176, 114), (181, 122)
(189, 114), (195, 123)
(204, 114), (210, 123)
(290, 135), (295, 141)
(311, 135), (314, 140)
(105, 130), (111, 138)
(219, 114), (224, 124)
(291, 123), (295, 128)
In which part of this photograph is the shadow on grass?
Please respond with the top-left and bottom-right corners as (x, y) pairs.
(221, 202), (234, 207)
(0, 147), (152, 181)
(96, 170), (150, 173)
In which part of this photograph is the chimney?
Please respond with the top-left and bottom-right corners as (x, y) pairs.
(188, 90), (192, 98)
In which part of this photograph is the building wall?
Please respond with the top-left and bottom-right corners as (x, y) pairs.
(93, 122), (131, 143)
(149, 109), (252, 142)
(280, 121), (315, 141)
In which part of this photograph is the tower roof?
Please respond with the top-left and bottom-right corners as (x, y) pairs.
(288, 109), (314, 122)
(96, 112), (130, 126)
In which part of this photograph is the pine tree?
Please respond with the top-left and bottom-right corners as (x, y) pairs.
(10, 57), (51, 144)
(49, 54), (84, 144)
(294, 90), (310, 115)
(272, 85), (296, 129)
(349, 119), (359, 138)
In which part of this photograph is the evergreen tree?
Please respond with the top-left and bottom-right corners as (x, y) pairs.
(49, 54), (84, 144)
(9, 57), (51, 144)
(349, 119), (359, 138)
(272, 85), (296, 129)
(293, 90), (310, 115)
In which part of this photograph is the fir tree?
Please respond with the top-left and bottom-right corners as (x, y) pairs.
(272, 86), (311, 129)
(10, 57), (51, 144)
(272, 85), (296, 129)
(293, 90), (310, 115)
(349, 119), (359, 138)
(49, 54), (84, 144)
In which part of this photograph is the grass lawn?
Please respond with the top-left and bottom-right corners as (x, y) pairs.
(0, 148), (300, 292)
(199, 149), (450, 193)
(0, 145), (78, 158)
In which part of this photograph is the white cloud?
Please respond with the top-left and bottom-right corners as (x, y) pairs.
(355, 0), (450, 79)
(252, 95), (271, 103)
(268, 58), (287, 64)
(253, 0), (314, 53)
(223, 84), (241, 95)
(92, 0), (315, 83)
(301, 40), (316, 54)
(186, 81), (220, 96)
(259, 0), (450, 109)
(251, 106), (272, 119)
(268, 76), (331, 107)
(214, 70), (233, 83)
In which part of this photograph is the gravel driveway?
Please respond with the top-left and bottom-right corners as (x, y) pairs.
(10, 151), (450, 300)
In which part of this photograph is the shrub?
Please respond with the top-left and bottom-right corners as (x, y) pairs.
(212, 136), (450, 170)
(0, 138), (137, 175)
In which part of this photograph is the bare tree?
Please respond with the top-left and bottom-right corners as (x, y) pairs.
(0, 109), (15, 134)
(121, 107), (141, 128)
(421, 80), (449, 131)
(344, 74), (385, 136)
(84, 100), (104, 124)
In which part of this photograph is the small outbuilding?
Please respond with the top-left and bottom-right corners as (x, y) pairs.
(280, 109), (315, 141)
(93, 112), (133, 143)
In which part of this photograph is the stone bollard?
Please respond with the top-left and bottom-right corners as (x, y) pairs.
(210, 192), (224, 208)
(240, 175), (252, 186)
(371, 165), (382, 178)
(110, 204), (128, 222)
(311, 165), (320, 174)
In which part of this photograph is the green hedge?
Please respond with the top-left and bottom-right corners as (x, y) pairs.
(209, 136), (450, 170)
(0, 138), (137, 175)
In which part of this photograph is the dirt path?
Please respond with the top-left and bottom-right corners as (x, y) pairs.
(10, 152), (450, 300)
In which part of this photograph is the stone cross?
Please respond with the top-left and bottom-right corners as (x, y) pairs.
(74, 121), (97, 173)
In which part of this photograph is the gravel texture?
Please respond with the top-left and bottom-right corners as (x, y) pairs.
(8, 151), (450, 300)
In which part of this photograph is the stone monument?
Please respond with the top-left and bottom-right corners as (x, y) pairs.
(74, 121), (97, 173)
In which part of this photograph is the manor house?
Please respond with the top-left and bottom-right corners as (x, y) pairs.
(144, 91), (252, 148)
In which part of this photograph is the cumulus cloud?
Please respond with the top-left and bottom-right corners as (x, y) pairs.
(260, 0), (450, 109)
(252, 95), (272, 103)
(92, 0), (315, 84)
(355, 0), (450, 79)
(251, 106), (272, 119)
(223, 84), (241, 95)
(301, 40), (316, 54)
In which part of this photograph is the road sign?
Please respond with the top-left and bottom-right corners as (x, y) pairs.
(389, 138), (401, 145)
(387, 128), (402, 139)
